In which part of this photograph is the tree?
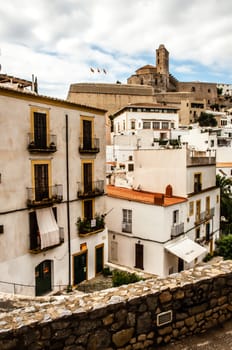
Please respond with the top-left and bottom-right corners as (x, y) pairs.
(216, 174), (232, 234)
(215, 234), (232, 260)
(198, 112), (217, 127)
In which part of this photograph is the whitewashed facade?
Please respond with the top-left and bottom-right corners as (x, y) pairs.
(106, 146), (220, 277)
(0, 85), (107, 296)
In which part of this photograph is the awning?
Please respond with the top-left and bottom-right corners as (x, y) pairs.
(165, 237), (207, 263)
(36, 208), (60, 249)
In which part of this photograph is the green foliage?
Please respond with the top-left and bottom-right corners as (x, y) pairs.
(102, 267), (112, 277)
(215, 235), (232, 260)
(216, 175), (232, 226)
(198, 112), (217, 127)
(76, 213), (105, 234)
(112, 270), (142, 287)
(203, 252), (215, 262)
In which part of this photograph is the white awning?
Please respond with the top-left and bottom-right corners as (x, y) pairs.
(36, 208), (60, 249)
(165, 237), (207, 263)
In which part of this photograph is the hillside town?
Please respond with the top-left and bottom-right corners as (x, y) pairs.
(1, 44), (232, 297)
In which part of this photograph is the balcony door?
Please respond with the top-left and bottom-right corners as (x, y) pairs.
(34, 112), (47, 148)
(83, 120), (92, 150)
(84, 199), (93, 220)
(35, 164), (49, 201)
(83, 163), (92, 194)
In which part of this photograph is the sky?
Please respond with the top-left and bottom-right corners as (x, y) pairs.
(0, 0), (232, 99)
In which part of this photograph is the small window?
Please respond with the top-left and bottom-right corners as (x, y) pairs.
(189, 201), (194, 216)
(173, 210), (179, 224)
(161, 122), (169, 129)
(153, 121), (160, 129)
(131, 120), (136, 130)
(191, 87), (196, 92)
(196, 228), (200, 239)
(128, 163), (134, 172)
(122, 209), (132, 233)
(143, 121), (150, 129)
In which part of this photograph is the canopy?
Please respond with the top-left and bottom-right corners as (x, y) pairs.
(36, 208), (60, 249)
(165, 237), (207, 263)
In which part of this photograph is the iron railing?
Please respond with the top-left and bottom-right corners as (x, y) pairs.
(27, 133), (57, 152)
(29, 227), (64, 252)
(78, 137), (100, 153)
(27, 184), (63, 207)
(77, 180), (104, 198)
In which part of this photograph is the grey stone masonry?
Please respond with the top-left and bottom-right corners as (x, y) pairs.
(1, 260), (232, 349)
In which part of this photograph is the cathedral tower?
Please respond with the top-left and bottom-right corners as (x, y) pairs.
(156, 44), (169, 75)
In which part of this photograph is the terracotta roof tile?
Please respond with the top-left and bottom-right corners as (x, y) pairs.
(106, 185), (187, 207)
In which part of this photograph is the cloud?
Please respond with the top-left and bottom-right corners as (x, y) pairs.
(0, 0), (232, 98)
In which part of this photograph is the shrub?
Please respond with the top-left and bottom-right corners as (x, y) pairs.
(112, 270), (142, 287)
(215, 234), (232, 260)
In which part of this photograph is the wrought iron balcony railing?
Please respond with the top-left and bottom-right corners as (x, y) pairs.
(122, 222), (132, 233)
(78, 137), (100, 154)
(171, 222), (184, 238)
(195, 208), (215, 224)
(77, 214), (105, 236)
(77, 180), (104, 198)
(27, 184), (63, 207)
(29, 227), (64, 253)
(27, 133), (57, 152)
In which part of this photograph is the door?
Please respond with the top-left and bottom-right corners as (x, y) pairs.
(135, 243), (144, 270)
(83, 163), (92, 194)
(73, 251), (87, 285)
(83, 120), (92, 150)
(95, 245), (104, 275)
(178, 258), (184, 272)
(35, 260), (52, 296)
(34, 164), (49, 201)
(34, 112), (47, 148)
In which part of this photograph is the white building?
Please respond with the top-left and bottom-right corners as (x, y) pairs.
(0, 82), (108, 296)
(106, 146), (220, 277)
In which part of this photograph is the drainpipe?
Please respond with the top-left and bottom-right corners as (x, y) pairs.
(65, 114), (72, 291)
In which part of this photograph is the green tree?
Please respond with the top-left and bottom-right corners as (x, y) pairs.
(216, 175), (232, 234)
(198, 112), (217, 127)
(215, 234), (232, 260)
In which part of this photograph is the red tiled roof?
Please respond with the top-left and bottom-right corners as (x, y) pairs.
(106, 185), (187, 207)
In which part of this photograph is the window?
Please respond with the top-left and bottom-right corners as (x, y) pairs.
(153, 121), (160, 129)
(206, 196), (210, 215)
(83, 162), (93, 194)
(195, 228), (200, 240)
(128, 163), (134, 172)
(33, 111), (47, 149)
(173, 210), (179, 224)
(189, 201), (194, 216)
(210, 140), (214, 147)
(143, 121), (150, 129)
(194, 173), (202, 193)
(122, 209), (132, 233)
(205, 222), (210, 241)
(83, 199), (93, 220)
(162, 122), (169, 129)
(128, 155), (133, 161)
(196, 200), (201, 221)
(131, 120), (136, 129)
(32, 161), (50, 202)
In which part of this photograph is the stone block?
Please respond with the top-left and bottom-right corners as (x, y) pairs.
(112, 328), (134, 347)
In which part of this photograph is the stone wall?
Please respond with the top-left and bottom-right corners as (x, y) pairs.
(0, 260), (232, 350)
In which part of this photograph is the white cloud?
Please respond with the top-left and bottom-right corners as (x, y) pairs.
(0, 0), (232, 98)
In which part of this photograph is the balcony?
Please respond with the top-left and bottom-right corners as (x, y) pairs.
(77, 214), (105, 237)
(122, 222), (132, 233)
(171, 222), (184, 238)
(27, 133), (57, 153)
(29, 227), (64, 253)
(195, 208), (215, 224)
(77, 180), (104, 198)
(27, 185), (63, 208)
(78, 137), (100, 154)
(187, 149), (216, 166)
